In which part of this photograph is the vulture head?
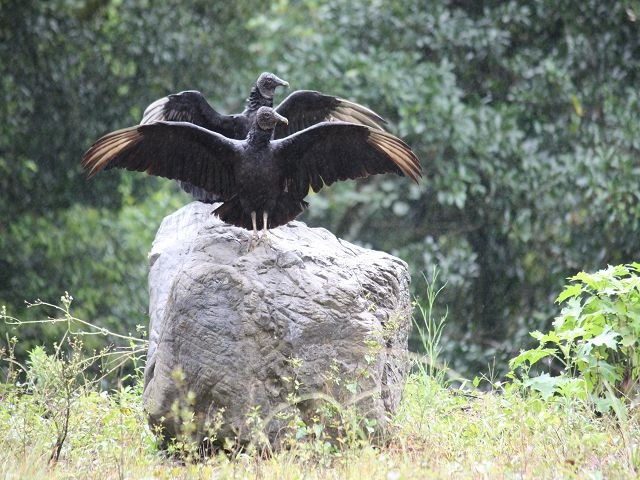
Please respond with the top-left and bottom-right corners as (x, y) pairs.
(256, 72), (289, 98)
(256, 107), (289, 130)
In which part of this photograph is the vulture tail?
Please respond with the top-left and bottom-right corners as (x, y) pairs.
(214, 194), (309, 230)
(268, 193), (309, 229)
(213, 197), (253, 229)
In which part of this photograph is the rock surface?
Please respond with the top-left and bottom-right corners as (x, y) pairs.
(143, 202), (412, 446)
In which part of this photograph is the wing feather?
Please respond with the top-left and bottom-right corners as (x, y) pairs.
(273, 90), (387, 139)
(140, 91), (241, 138)
(273, 122), (421, 198)
(82, 121), (241, 200)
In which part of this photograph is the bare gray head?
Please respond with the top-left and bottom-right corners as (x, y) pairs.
(256, 72), (289, 99)
(256, 106), (289, 130)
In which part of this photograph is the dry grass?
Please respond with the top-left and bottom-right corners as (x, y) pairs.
(1, 373), (638, 479)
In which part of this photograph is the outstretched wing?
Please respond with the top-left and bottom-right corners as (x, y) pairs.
(82, 121), (241, 200)
(273, 90), (387, 139)
(141, 90), (244, 139)
(273, 122), (421, 197)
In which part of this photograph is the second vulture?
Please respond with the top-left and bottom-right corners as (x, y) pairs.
(83, 107), (421, 237)
(141, 72), (388, 203)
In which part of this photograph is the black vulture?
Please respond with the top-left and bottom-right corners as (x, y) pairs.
(141, 72), (288, 203)
(141, 72), (387, 203)
(83, 107), (421, 241)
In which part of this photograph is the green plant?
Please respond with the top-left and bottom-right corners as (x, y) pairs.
(0, 293), (147, 465)
(1, 293), (147, 384)
(509, 263), (640, 413)
(5, 0), (640, 382)
(412, 269), (450, 384)
(268, 356), (382, 458)
(163, 366), (226, 462)
(1, 289), (640, 477)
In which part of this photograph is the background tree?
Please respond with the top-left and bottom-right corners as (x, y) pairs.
(1, 0), (639, 376)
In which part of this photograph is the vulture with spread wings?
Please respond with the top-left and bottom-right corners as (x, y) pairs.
(141, 72), (387, 203)
(83, 107), (421, 239)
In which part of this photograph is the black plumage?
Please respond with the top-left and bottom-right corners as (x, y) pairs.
(83, 107), (421, 233)
(141, 73), (289, 138)
(141, 72), (288, 203)
(141, 72), (387, 203)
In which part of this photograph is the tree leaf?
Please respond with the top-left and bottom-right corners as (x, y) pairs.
(509, 348), (554, 370)
(556, 284), (583, 304)
(523, 373), (560, 401)
(588, 326), (620, 350)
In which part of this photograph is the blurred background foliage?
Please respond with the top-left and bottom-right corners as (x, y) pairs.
(1, 0), (639, 376)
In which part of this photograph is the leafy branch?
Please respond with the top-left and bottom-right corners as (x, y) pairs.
(509, 263), (640, 413)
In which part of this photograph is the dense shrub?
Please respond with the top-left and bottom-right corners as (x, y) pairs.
(2, 0), (639, 376)
(510, 263), (640, 413)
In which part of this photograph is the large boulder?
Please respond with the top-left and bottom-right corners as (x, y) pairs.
(143, 202), (412, 447)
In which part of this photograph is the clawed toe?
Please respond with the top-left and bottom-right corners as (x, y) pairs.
(247, 232), (260, 252)
(258, 231), (273, 250)
(246, 211), (274, 253)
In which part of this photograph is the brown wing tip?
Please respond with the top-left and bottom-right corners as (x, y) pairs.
(368, 130), (422, 183)
(333, 98), (388, 130)
(82, 127), (142, 178)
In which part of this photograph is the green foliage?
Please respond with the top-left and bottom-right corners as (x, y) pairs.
(246, 0), (640, 376)
(2, 367), (639, 478)
(0, 0), (259, 360)
(509, 263), (640, 412)
(0, 294), (147, 468)
(1, 292), (147, 385)
(412, 269), (451, 384)
(0, 184), (183, 359)
(2, 0), (640, 378)
(3, 295), (640, 478)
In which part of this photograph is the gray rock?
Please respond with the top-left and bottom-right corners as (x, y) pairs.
(143, 202), (411, 447)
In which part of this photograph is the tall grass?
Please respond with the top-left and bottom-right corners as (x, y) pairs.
(1, 284), (639, 479)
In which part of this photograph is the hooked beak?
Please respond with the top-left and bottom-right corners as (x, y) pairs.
(274, 75), (289, 88)
(275, 112), (289, 125)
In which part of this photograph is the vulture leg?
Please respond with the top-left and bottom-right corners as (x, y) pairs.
(257, 211), (273, 249)
(247, 211), (259, 252)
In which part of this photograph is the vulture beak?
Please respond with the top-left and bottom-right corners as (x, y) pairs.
(275, 76), (289, 88)
(275, 112), (289, 125)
